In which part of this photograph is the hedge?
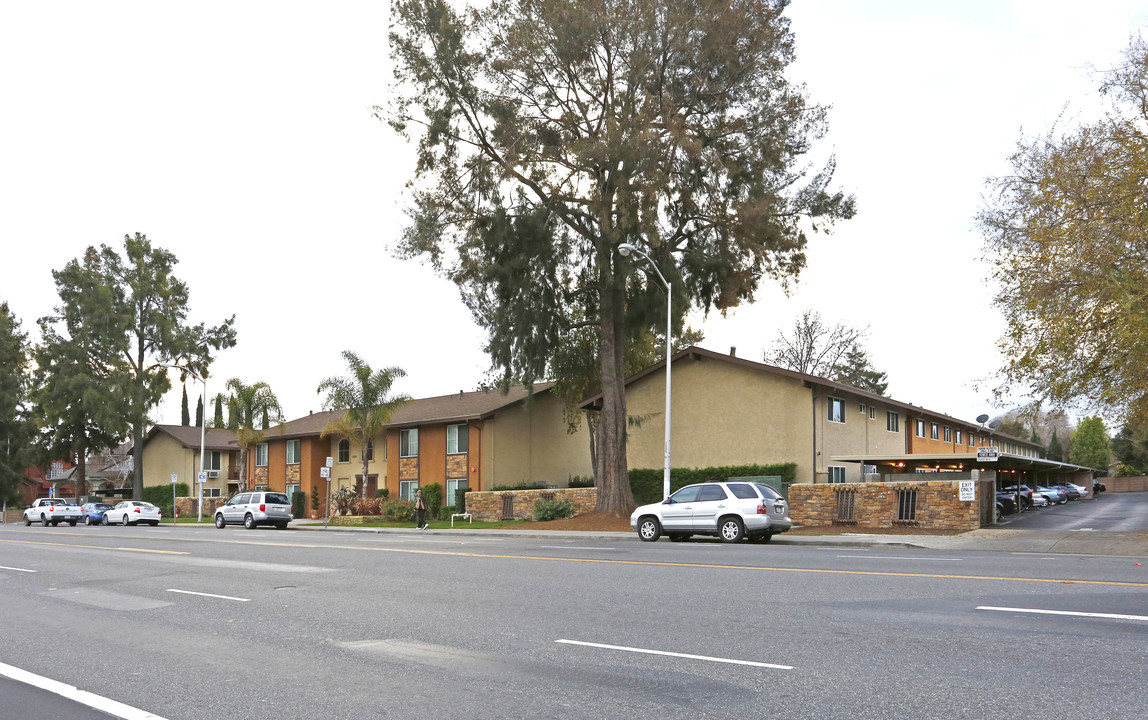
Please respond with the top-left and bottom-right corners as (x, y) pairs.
(143, 483), (189, 516)
(629, 463), (797, 505)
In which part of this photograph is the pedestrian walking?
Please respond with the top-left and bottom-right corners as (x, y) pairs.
(414, 488), (428, 529)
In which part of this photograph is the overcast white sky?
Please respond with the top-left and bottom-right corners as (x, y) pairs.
(3, 1), (1145, 430)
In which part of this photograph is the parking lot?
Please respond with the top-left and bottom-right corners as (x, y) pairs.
(996, 488), (1148, 531)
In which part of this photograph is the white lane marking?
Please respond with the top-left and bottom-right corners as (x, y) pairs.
(166, 589), (250, 602)
(977, 606), (1148, 622)
(538, 546), (616, 551)
(0, 661), (167, 719)
(555, 639), (793, 670)
(836, 555), (963, 561)
(0, 565), (36, 573)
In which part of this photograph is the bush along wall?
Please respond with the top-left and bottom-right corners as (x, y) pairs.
(143, 483), (189, 516)
(629, 464), (798, 506)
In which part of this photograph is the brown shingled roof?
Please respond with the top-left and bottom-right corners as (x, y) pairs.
(147, 425), (239, 450)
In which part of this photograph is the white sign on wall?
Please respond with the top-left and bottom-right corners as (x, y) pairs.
(959, 480), (976, 502)
(976, 446), (999, 462)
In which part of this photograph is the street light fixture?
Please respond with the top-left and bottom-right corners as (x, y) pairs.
(617, 242), (673, 501)
(160, 364), (207, 523)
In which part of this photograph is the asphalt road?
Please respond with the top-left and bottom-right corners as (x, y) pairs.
(1, 523), (1146, 720)
(999, 490), (1148, 531)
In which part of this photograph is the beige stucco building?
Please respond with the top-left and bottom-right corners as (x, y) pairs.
(139, 425), (239, 498)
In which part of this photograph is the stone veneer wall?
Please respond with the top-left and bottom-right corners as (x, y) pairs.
(1103, 476), (1148, 492)
(465, 487), (598, 521)
(175, 496), (227, 518)
(788, 479), (992, 531)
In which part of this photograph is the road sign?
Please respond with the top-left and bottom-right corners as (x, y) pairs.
(958, 480), (976, 502)
(197, 472), (207, 483)
(326, 456), (334, 468)
(976, 446), (999, 462)
(171, 473), (178, 484)
(320, 467), (330, 479)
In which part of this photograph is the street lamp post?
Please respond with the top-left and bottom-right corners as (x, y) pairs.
(160, 364), (207, 523)
(618, 242), (673, 501)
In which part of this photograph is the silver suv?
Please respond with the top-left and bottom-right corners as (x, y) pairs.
(214, 491), (293, 530)
(630, 481), (791, 543)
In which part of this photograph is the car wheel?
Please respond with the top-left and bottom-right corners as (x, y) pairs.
(214, 513), (226, 529)
(749, 533), (773, 544)
(68, 520), (77, 526)
(42, 515), (50, 527)
(276, 521), (289, 530)
(149, 521), (158, 526)
(637, 516), (662, 542)
(719, 517), (745, 542)
(244, 513), (256, 530)
(24, 516), (31, 526)
(668, 533), (690, 542)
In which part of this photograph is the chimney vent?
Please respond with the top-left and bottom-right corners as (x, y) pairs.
(730, 346), (737, 357)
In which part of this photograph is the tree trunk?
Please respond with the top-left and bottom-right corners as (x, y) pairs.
(75, 439), (87, 499)
(594, 247), (634, 516)
(239, 446), (247, 493)
(361, 445), (369, 499)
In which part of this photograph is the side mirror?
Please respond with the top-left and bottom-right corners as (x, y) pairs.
(662, 498), (672, 504)
(24, 504), (32, 510)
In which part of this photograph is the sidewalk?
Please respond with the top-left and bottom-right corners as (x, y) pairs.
(287, 519), (1148, 557)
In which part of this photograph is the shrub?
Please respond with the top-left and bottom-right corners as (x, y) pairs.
(310, 486), (321, 511)
(349, 497), (381, 516)
(143, 483), (188, 516)
(492, 481), (542, 491)
(380, 498), (414, 522)
(533, 498), (574, 522)
(331, 486), (357, 516)
(422, 483), (443, 515)
(567, 475), (594, 488)
(374, 487), (390, 499)
(454, 487), (471, 512)
(629, 463), (798, 505)
(291, 491), (306, 518)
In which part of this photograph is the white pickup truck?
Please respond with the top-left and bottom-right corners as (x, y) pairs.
(23, 498), (83, 527)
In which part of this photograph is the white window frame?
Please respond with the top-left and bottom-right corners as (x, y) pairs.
(446, 478), (469, 507)
(887, 411), (899, 433)
(828, 397), (845, 424)
(400, 429), (418, 458)
(204, 451), (222, 471)
(943, 427), (952, 442)
(916, 419), (926, 438)
(202, 487), (221, 498)
(869, 406), (877, 420)
(399, 480), (419, 502)
(955, 430), (962, 445)
(828, 466), (847, 483)
(255, 443), (268, 467)
(286, 483), (300, 500)
(930, 423), (939, 440)
(447, 424), (469, 454)
(859, 402), (866, 414)
(286, 439), (301, 465)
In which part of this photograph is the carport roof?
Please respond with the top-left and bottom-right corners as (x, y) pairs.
(829, 452), (1096, 474)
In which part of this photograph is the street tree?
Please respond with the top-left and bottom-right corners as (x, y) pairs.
(766, 310), (886, 394)
(212, 393), (225, 428)
(0, 302), (34, 504)
(1111, 422), (1148, 474)
(387, 0), (855, 512)
(74, 234), (237, 499)
(225, 379), (284, 493)
(1046, 428), (1065, 463)
(1070, 416), (1112, 472)
(181, 385), (190, 426)
(831, 345), (888, 396)
(317, 351), (410, 498)
(978, 36), (1148, 423)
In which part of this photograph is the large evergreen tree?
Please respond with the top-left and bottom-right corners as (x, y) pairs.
(1111, 423), (1148, 474)
(0, 302), (33, 504)
(181, 385), (190, 426)
(1046, 428), (1064, 463)
(1070, 416), (1112, 472)
(388, 0), (855, 512)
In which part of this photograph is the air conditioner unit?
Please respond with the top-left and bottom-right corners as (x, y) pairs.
(207, 470), (219, 479)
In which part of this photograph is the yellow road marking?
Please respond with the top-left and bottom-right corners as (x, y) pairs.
(0, 538), (188, 555)
(6, 535), (1144, 587)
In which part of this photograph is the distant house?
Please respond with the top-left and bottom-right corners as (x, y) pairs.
(18, 460), (76, 504)
(139, 425), (240, 499)
(248, 384), (592, 514)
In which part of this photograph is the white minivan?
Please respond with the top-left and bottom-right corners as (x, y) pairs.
(215, 491), (293, 530)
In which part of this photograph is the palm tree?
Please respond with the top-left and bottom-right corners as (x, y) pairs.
(317, 351), (409, 498)
(226, 378), (284, 493)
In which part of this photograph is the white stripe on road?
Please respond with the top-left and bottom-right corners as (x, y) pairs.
(837, 555), (963, 561)
(0, 565), (36, 573)
(555, 639), (793, 670)
(0, 661), (166, 720)
(977, 606), (1148, 622)
(538, 546), (616, 551)
(166, 589), (250, 602)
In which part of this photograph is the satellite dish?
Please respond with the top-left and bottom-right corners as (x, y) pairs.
(988, 420), (1002, 430)
(976, 414), (989, 424)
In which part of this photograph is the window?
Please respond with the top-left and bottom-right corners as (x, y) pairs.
(362, 440), (374, 462)
(205, 451), (221, 471)
(955, 430), (962, 445)
(887, 412), (899, 433)
(859, 402), (866, 414)
(726, 483), (759, 499)
(446, 478), (469, 507)
(969, 433), (976, 447)
(828, 466), (847, 483)
(943, 427), (952, 442)
(916, 419), (926, 438)
(400, 429), (418, 458)
(669, 486), (700, 503)
(697, 485), (727, 501)
(447, 424), (469, 454)
(869, 406), (876, 420)
(399, 480), (419, 502)
(286, 439), (301, 465)
(286, 483), (300, 500)
(202, 487), (221, 498)
(828, 397), (845, 424)
(930, 423), (939, 440)
(255, 443), (268, 467)
(338, 439), (350, 463)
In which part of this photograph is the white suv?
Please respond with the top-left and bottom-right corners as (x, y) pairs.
(630, 481), (791, 543)
(215, 491), (293, 530)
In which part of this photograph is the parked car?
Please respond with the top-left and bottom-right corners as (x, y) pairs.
(79, 502), (115, 525)
(995, 491), (1018, 515)
(1053, 484), (1081, 500)
(1093, 480), (1106, 494)
(630, 481), (791, 543)
(1036, 486), (1067, 505)
(1030, 492), (1050, 508)
(23, 497), (82, 526)
(1001, 485), (1034, 511)
(1064, 482), (1089, 498)
(105, 501), (162, 526)
(214, 491), (293, 530)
